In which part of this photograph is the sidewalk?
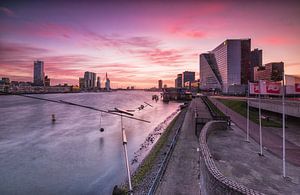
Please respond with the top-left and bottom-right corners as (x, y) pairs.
(155, 98), (211, 195)
(210, 97), (300, 166)
(208, 123), (300, 195)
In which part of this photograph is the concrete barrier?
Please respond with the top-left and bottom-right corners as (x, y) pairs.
(199, 121), (264, 195)
(249, 99), (300, 118)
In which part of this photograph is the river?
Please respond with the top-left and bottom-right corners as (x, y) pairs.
(0, 91), (180, 195)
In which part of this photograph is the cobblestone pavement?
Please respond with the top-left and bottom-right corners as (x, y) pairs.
(155, 98), (211, 195)
(210, 97), (300, 166)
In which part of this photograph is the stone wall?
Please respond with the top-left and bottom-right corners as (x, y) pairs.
(199, 121), (263, 195)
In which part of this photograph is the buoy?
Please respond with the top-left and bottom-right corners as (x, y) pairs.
(99, 128), (104, 132)
(52, 114), (56, 123)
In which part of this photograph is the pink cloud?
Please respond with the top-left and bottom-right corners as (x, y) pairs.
(0, 7), (14, 17)
(185, 30), (206, 38)
(129, 48), (186, 66)
(256, 36), (300, 46)
(82, 31), (161, 49)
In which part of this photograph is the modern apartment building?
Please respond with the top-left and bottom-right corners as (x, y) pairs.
(182, 71), (195, 88)
(33, 60), (45, 86)
(158, 80), (163, 90)
(199, 53), (222, 90)
(84, 71), (96, 89)
(250, 48), (263, 82)
(200, 39), (251, 93)
(175, 74), (182, 88)
(254, 62), (284, 82)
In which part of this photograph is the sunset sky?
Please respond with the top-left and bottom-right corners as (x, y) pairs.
(0, 0), (300, 88)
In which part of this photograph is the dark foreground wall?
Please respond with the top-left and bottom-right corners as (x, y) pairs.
(199, 121), (263, 195)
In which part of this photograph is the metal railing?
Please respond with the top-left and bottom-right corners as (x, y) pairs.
(147, 112), (185, 195)
(201, 96), (231, 124)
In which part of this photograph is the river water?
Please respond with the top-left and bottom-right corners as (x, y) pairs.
(0, 91), (180, 195)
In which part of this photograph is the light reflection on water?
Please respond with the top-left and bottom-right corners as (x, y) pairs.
(0, 91), (179, 195)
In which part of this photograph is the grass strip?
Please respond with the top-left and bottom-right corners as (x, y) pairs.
(205, 97), (225, 117)
(217, 99), (281, 128)
(131, 112), (180, 187)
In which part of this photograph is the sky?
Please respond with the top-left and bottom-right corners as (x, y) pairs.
(0, 0), (300, 88)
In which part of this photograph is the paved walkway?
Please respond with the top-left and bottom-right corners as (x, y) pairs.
(208, 123), (300, 195)
(210, 97), (300, 166)
(155, 98), (211, 195)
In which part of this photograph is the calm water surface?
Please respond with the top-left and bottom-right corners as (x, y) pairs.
(0, 91), (180, 195)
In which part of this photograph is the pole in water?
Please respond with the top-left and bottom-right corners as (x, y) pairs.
(52, 114), (56, 123)
(121, 114), (133, 195)
(99, 112), (104, 132)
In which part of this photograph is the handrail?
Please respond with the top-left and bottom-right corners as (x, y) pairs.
(147, 111), (185, 195)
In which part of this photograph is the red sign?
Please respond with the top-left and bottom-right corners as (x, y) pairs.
(295, 83), (300, 93)
(254, 83), (260, 93)
(249, 82), (260, 94)
(266, 81), (281, 94)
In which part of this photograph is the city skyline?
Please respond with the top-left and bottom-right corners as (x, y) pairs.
(1, 0), (300, 88)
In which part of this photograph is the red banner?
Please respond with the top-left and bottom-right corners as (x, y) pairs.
(295, 83), (300, 93)
(249, 82), (260, 94)
(266, 81), (281, 94)
(259, 80), (281, 95)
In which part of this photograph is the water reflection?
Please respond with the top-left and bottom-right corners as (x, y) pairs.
(0, 91), (179, 195)
(99, 137), (104, 149)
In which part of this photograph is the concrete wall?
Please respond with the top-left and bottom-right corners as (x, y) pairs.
(199, 121), (263, 195)
(249, 99), (300, 118)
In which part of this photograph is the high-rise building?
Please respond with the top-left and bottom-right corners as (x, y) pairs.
(79, 77), (84, 89)
(84, 71), (96, 89)
(105, 72), (110, 91)
(34, 60), (45, 86)
(199, 53), (222, 90)
(44, 76), (50, 87)
(182, 71), (195, 88)
(1, 77), (10, 84)
(254, 62), (284, 82)
(200, 39), (251, 93)
(175, 74), (183, 88)
(158, 80), (163, 90)
(250, 49), (263, 82)
(97, 77), (101, 89)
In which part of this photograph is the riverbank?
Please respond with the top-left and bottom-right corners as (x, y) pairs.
(0, 91), (180, 195)
(115, 106), (187, 194)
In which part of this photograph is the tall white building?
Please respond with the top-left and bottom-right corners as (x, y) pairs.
(105, 73), (110, 91)
(200, 39), (251, 93)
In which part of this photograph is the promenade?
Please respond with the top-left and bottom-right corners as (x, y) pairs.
(209, 97), (300, 166)
(208, 122), (300, 195)
(155, 98), (211, 195)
